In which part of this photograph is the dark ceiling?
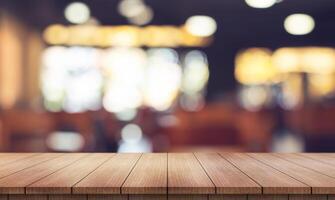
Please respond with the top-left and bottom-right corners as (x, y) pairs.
(1, 0), (335, 101)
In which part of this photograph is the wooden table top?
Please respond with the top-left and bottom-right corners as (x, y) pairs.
(0, 153), (335, 199)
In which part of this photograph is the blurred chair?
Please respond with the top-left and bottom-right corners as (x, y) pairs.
(285, 105), (335, 152)
(236, 109), (275, 151)
(162, 102), (243, 152)
(0, 109), (56, 152)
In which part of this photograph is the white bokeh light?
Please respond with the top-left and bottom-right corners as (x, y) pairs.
(245, 0), (277, 9)
(185, 15), (217, 37)
(121, 124), (143, 143)
(64, 2), (90, 24)
(284, 14), (315, 35)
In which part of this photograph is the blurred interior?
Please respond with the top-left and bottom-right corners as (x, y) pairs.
(1, 0), (335, 153)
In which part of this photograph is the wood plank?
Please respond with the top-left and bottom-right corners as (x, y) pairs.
(8, 195), (47, 200)
(26, 154), (113, 194)
(301, 154), (335, 166)
(48, 195), (87, 200)
(0, 154), (62, 179)
(87, 195), (127, 200)
(0, 154), (87, 194)
(0, 154), (37, 166)
(220, 153), (309, 194)
(168, 153), (215, 194)
(0, 195), (7, 200)
(122, 153), (166, 194)
(275, 154), (335, 178)
(209, 195), (247, 200)
(248, 195), (288, 200)
(249, 153), (335, 194)
(289, 195), (327, 200)
(328, 195), (335, 200)
(195, 153), (261, 194)
(129, 195), (167, 200)
(168, 195), (207, 200)
(74, 153), (140, 194)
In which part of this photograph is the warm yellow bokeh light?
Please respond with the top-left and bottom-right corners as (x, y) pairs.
(309, 74), (335, 97)
(273, 47), (335, 74)
(235, 48), (278, 85)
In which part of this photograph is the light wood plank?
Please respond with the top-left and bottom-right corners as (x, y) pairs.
(122, 153), (166, 194)
(74, 153), (140, 194)
(300, 154), (335, 166)
(168, 153), (215, 194)
(8, 195), (47, 200)
(209, 195), (247, 200)
(275, 154), (335, 178)
(221, 153), (309, 194)
(26, 154), (113, 194)
(0, 154), (62, 179)
(48, 195), (87, 200)
(249, 153), (335, 194)
(0, 154), (37, 166)
(195, 153), (261, 194)
(248, 195), (288, 200)
(129, 194), (167, 200)
(87, 195), (127, 200)
(289, 195), (327, 200)
(0, 154), (87, 194)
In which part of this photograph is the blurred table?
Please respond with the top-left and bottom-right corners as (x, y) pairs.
(0, 153), (334, 199)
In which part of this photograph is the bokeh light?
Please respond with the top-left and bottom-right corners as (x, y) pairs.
(185, 15), (217, 37)
(64, 2), (91, 24)
(284, 14), (315, 35)
(245, 0), (277, 9)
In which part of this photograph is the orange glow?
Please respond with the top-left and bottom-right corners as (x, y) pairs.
(235, 48), (278, 85)
(43, 24), (210, 47)
(0, 14), (23, 108)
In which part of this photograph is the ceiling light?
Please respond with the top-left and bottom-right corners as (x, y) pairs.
(245, 0), (277, 9)
(64, 2), (90, 24)
(185, 15), (217, 37)
(284, 14), (315, 35)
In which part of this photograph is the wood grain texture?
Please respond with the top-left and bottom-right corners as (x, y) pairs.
(8, 195), (47, 200)
(299, 154), (335, 168)
(168, 195), (208, 200)
(195, 153), (261, 194)
(275, 154), (335, 178)
(0, 154), (37, 166)
(26, 154), (113, 194)
(328, 195), (335, 200)
(122, 153), (167, 194)
(74, 153), (140, 194)
(48, 195), (87, 200)
(221, 153), (309, 194)
(209, 195), (247, 200)
(249, 153), (335, 194)
(288, 195), (327, 200)
(87, 195), (127, 200)
(0, 154), (62, 179)
(129, 195), (167, 200)
(248, 195), (288, 200)
(0, 195), (7, 200)
(168, 153), (215, 194)
(0, 154), (87, 194)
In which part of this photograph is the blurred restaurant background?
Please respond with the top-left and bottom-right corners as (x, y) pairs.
(1, 0), (335, 152)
